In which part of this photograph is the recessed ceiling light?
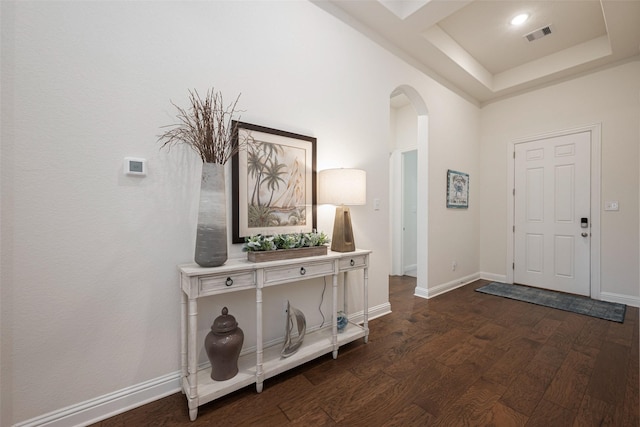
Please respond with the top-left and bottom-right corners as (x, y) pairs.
(510, 13), (529, 26)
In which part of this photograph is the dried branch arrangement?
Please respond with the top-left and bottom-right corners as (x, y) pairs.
(158, 89), (243, 164)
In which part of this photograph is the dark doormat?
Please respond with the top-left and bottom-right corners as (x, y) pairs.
(475, 282), (626, 323)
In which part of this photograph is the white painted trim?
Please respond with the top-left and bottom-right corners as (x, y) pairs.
(480, 272), (507, 283)
(11, 302), (392, 427)
(416, 115), (429, 292)
(600, 292), (640, 308)
(590, 124), (602, 299)
(506, 141), (515, 284)
(415, 272), (481, 299)
(413, 270), (639, 310)
(414, 285), (429, 299)
(13, 372), (181, 427)
(351, 302), (392, 322)
(506, 124), (602, 299)
(25, 268), (635, 427)
(403, 263), (417, 276)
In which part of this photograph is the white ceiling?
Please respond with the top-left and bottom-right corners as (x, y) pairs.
(313, 0), (640, 106)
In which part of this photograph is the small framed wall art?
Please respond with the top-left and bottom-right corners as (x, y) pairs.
(446, 169), (469, 209)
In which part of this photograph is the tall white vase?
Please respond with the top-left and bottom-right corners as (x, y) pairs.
(194, 162), (227, 267)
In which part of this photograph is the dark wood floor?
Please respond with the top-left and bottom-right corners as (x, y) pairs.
(94, 277), (639, 426)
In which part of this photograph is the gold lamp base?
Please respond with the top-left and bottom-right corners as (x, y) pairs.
(331, 206), (356, 252)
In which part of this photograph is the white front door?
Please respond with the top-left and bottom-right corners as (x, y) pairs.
(514, 131), (591, 296)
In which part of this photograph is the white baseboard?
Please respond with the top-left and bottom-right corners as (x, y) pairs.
(369, 302), (392, 320)
(479, 272), (507, 283)
(403, 264), (417, 277)
(476, 273), (640, 308)
(349, 302), (392, 323)
(13, 372), (181, 427)
(414, 272), (481, 299)
(17, 280), (632, 427)
(13, 302), (393, 427)
(601, 291), (640, 308)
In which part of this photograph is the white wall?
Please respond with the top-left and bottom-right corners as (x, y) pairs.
(0, 1), (480, 425)
(428, 93), (481, 288)
(480, 60), (640, 301)
(393, 103), (419, 151)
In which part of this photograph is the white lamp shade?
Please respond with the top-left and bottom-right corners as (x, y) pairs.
(318, 168), (366, 205)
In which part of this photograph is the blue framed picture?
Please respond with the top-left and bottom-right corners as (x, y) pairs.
(446, 169), (469, 209)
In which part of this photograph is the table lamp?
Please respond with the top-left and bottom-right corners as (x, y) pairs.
(318, 168), (366, 252)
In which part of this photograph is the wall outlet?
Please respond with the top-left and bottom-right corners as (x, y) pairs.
(452, 261), (457, 271)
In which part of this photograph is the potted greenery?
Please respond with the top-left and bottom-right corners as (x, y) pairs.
(158, 89), (242, 267)
(242, 231), (330, 262)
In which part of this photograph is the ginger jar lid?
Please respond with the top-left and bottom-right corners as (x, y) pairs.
(212, 307), (239, 334)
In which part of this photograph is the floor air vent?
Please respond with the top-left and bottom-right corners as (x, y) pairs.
(524, 25), (553, 42)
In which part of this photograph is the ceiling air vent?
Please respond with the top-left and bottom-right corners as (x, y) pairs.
(524, 25), (553, 42)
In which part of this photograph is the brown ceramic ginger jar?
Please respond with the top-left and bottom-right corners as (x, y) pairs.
(204, 307), (244, 381)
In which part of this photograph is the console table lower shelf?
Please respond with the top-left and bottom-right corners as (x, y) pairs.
(183, 323), (366, 419)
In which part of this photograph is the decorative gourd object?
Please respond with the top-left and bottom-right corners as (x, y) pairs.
(204, 307), (244, 381)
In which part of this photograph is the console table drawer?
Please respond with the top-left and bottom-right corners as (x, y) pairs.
(263, 260), (335, 285)
(338, 255), (368, 271)
(198, 271), (256, 295)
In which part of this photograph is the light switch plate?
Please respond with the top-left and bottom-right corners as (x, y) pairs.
(604, 201), (619, 211)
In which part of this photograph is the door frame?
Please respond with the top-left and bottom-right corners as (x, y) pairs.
(390, 147), (413, 276)
(506, 123), (601, 298)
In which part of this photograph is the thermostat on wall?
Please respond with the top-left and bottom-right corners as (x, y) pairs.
(124, 157), (146, 176)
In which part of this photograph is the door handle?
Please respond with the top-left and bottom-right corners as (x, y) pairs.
(581, 232), (589, 237)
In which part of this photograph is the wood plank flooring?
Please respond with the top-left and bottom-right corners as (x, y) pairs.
(93, 277), (639, 426)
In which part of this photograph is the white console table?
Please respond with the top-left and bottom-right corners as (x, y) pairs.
(179, 249), (371, 421)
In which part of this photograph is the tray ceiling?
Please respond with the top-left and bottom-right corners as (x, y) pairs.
(313, 0), (640, 106)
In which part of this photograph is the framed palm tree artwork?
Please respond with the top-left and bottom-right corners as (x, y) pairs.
(231, 122), (317, 243)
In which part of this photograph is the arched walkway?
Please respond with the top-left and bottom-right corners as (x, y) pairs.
(389, 85), (429, 296)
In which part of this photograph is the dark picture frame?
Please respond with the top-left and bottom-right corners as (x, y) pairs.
(232, 122), (317, 243)
(446, 169), (469, 209)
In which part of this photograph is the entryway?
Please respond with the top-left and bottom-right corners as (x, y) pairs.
(507, 124), (601, 298)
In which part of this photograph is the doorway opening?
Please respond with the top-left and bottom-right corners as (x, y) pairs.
(389, 85), (429, 296)
(506, 124), (601, 299)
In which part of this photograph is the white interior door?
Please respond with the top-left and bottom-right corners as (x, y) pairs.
(514, 131), (591, 296)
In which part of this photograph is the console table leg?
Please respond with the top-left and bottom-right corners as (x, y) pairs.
(256, 277), (264, 393)
(332, 271), (338, 356)
(363, 264), (369, 344)
(187, 298), (198, 399)
(180, 292), (188, 385)
(189, 407), (198, 422)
